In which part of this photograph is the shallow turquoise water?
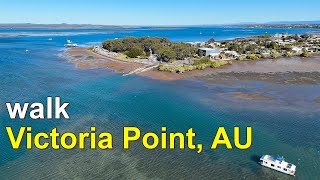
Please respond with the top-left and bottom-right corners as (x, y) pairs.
(0, 27), (319, 179)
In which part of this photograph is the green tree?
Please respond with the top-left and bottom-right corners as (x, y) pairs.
(157, 46), (176, 62)
(102, 39), (126, 52)
(266, 42), (279, 50)
(172, 43), (197, 60)
(282, 44), (292, 51)
(300, 48), (311, 57)
(246, 44), (257, 52)
(271, 53), (278, 59)
(124, 46), (144, 58)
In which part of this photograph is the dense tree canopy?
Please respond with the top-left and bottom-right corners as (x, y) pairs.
(102, 37), (197, 61)
(124, 46), (144, 58)
(171, 43), (197, 60)
(157, 46), (176, 62)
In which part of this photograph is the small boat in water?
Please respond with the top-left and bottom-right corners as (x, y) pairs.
(64, 39), (78, 48)
(259, 155), (296, 176)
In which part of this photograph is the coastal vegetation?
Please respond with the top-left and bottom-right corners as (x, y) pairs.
(124, 46), (145, 58)
(102, 37), (197, 62)
(87, 46), (95, 51)
(158, 57), (232, 74)
(300, 48), (311, 57)
(100, 37), (233, 73)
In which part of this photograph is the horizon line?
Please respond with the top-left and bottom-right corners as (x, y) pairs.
(0, 20), (320, 27)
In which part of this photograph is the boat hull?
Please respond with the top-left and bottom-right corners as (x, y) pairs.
(260, 162), (295, 176)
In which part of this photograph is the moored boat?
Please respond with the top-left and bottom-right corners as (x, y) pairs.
(259, 155), (296, 176)
(64, 39), (78, 48)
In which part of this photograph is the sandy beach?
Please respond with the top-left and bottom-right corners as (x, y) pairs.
(65, 47), (320, 83)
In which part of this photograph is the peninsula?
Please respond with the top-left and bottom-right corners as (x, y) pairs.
(66, 33), (320, 80)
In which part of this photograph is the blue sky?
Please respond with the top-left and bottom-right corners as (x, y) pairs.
(1, 0), (320, 25)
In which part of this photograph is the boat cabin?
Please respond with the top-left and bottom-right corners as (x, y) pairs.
(259, 155), (296, 176)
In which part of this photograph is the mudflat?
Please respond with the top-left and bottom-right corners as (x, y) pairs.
(66, 47), (320, 83)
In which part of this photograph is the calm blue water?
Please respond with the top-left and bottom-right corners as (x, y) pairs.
(0, 27), (319, 179)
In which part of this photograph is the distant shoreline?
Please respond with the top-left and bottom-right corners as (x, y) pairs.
(1, 22), (320, 30)
(0, 24), (140, 30)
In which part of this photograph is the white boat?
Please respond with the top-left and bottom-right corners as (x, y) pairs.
(64, 43), (78, 47)
(259, 155), (296, 176)
(64, 40), (78, 47)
